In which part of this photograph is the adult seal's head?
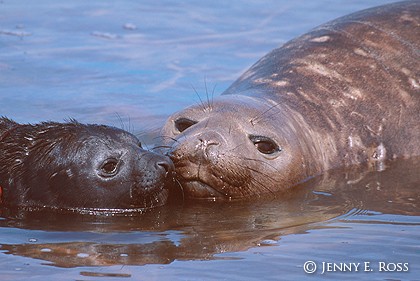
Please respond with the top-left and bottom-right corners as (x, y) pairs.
(160, 96), (308, 200)
(159, 2), (420, 200)
(0, 117), (174, 212)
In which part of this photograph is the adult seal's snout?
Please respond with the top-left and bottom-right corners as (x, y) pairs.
(170, 130), (224, 165)
(160, 1), (420, 200)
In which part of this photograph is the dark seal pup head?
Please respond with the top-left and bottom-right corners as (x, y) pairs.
(0, 117), (174, 212)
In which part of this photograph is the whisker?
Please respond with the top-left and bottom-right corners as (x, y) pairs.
(114, 112), (125, 131)
(250, 102), (281, 125)
(258, 110), (282, 124)
(251, 177), (277, 196)
(133, 132), (151, 150)
(211, 83), (217, 107)
(234, 161), (278, 181)
(226, 142), (246, 153)
(235, 164), (278, 196)
(191, 84), (207, 113)
(154, 135), (179, 143)
(228, 164), (275, 197)
(173, 178), (185, 204)
(204, 117), (210, 130)
(151, 145), (173, 150)
(204, 77), (212, 111)
(128, 116), (134, 134)
(242, 157), (279, 170)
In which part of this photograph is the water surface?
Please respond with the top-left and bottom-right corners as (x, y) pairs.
(1, 158), (419, 280)
(1, 1), (418, 280)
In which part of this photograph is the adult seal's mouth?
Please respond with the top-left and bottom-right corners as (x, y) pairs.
(179, 179), (229, 200)
(171, 158), (232, 200)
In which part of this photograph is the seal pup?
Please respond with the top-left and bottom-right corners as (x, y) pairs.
(159, 1), (420, 200)
(0, 117), (174, 212)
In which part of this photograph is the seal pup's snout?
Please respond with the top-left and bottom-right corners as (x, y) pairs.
(155, 157), (175, 177)
(139, 151), (174, 178)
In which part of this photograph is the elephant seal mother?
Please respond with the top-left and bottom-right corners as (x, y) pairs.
(159, 1), (420, 200)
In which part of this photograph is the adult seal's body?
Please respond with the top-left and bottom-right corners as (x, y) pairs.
(159, 1), (420, 200)
(0, 117), (173, 212)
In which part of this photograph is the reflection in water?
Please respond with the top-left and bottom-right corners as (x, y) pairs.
(0, 157), (418, 268)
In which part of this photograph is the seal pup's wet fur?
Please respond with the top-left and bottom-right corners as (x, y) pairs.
(0, 117), (174, 212)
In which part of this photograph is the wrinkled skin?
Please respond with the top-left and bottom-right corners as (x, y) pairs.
(159, 1), (420, 200)
(0, 117), (174, 211)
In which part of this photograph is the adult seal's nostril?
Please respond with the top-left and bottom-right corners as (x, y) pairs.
(198, 138), (220, 146)
(197, 138), (220, 155)
(191, 132), (224, 164)
(197, 131), (223, 149)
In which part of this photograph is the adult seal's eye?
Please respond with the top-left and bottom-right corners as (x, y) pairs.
(99, 158), (120, 177)
(249, 135), (281, 155)
(174, 118), (197, 133)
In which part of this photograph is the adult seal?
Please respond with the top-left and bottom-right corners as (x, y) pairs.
(159, 1), (420, 200)
(0, 117), (174, 212)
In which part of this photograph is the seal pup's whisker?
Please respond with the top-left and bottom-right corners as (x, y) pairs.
(114, 112), (125, 131)
(152, 145), (173, 150)
(134, 131), (153, 151)
(173, 178), (185, 203)
(154, 135), (180, 144)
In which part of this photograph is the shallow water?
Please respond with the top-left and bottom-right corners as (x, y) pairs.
(1, 0), (418, 280)
(1, 158), (419, 280)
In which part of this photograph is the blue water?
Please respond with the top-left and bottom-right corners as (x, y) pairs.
(1, 1), (418, 280)
(0, 0), (398, 133)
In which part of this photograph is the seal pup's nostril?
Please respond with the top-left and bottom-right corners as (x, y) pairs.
(156, 160), (174, 175)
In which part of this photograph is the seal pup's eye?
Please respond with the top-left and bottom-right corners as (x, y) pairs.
(99, 158), (120, 177)
(249, 135), (281, 155)
(174, 118), (197, 133)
